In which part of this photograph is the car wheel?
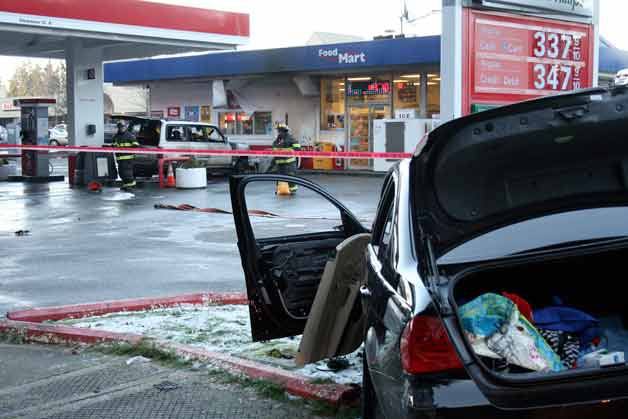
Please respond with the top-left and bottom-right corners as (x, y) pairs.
(50, 140), (60, 146)
(362, 356), (385, 419)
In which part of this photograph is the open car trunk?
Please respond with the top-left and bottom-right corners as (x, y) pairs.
(445, 243), (628, 408)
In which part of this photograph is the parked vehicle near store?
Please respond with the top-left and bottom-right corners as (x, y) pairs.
(48, 123), (68, 146)
(230, 87), (628, 418)
(108, 116), (255, 176)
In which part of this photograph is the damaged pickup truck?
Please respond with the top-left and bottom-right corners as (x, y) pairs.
(230, 87), (628, 418)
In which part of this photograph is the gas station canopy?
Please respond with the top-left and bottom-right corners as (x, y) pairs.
(0, 0), (250, 151)
(0, 0), (250, 60)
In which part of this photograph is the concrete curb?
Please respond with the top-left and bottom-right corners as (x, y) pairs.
(7, 292), (248, 322)
(1, 293), (359, 406)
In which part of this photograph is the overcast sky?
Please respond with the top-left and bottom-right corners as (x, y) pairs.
(0, 0), (627, 84)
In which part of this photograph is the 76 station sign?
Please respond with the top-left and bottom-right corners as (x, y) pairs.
(463, 9), (594, 113)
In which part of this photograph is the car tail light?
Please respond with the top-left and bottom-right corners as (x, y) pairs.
(400, 315), (464, 374)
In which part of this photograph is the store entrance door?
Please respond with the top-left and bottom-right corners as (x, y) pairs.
(348, 104), (390, 170)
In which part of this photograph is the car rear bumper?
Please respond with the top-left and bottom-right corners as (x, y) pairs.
(407, 402), (628, 419)
(404, 378), (628, 418)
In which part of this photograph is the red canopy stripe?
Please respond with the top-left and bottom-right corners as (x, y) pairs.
(0, 0), (249, 37)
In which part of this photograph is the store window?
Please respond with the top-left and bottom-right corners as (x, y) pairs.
(320, 78), (345, 130)
(240, 114), (253, 135)
(427, 73), (441, 117)
(253, 112), (273, 135)
(218, 111), (271, 135)
(346, 76), (392, 105)
(393, 74), (421, 117)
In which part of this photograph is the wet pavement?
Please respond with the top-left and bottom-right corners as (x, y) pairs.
(0, 159), (384, 314)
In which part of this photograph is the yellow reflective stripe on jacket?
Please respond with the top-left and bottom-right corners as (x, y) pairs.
(273, 146), (299, 165)
(116, 155), (135, 160)
(115, 142), (139, 147)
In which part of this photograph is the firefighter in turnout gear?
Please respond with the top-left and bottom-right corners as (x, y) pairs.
(112, 121), (139, 190)
(271, 123), (300, 193)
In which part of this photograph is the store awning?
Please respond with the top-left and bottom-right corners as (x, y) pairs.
(0, 0), (249, 60)
(104, 36), (442, 83)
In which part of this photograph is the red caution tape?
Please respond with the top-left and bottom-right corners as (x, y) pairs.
(0, 144), (413, 160)
(153, 203), (370, 222)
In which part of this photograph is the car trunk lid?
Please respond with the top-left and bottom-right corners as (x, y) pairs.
(412, 87), (628, 261)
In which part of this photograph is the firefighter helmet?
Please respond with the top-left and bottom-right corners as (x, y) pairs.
(116, 120), (128, 131)
(275, 122), (290, 132)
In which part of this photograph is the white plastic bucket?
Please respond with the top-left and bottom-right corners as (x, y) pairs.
(176, 167), (207, 189)
(175, 167), (207, 189)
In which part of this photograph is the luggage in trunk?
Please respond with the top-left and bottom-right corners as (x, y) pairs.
(451, 245), (628, 375)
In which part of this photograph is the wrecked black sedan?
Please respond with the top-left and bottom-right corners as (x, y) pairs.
(230, 87), (628, 418)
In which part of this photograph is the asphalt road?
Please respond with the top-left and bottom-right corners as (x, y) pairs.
(0, 160), (384, 314)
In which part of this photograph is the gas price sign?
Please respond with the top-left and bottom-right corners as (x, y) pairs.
(464, 9), (594, 112)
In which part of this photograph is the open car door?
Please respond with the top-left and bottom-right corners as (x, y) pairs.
(229, 174), (369, 359)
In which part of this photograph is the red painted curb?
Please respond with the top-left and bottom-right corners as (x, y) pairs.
(1, 293), (360, 405)
(170, 344), (359, 404)
(7, 292), (248, 322)
(0, 319), (144, 345)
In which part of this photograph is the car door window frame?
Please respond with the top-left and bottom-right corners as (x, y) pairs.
(208, 126), (227, 143)
(371, 174), (407, 295)
(371, 177), (395, 265)
(166, 125), (187, 142)
(186, 125), (226, 143)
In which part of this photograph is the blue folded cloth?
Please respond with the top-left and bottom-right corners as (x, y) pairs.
(534, 306), (600, 348)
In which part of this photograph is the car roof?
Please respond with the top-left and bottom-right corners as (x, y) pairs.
(108, 115), (218, 128)
(163, 120), (218, 127)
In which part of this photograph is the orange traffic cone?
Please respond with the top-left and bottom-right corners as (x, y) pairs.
(166, 163), (176, 188)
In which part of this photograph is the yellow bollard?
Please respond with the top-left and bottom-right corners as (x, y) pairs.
(276, 181), (291, 196)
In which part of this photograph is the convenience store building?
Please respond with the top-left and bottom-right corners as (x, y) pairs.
(104, 35), (628, 171)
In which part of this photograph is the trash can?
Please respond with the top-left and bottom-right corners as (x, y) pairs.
(73, 152), (117, 186)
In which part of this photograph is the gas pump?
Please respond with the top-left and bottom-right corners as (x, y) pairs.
(12, 98), (64, 182)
